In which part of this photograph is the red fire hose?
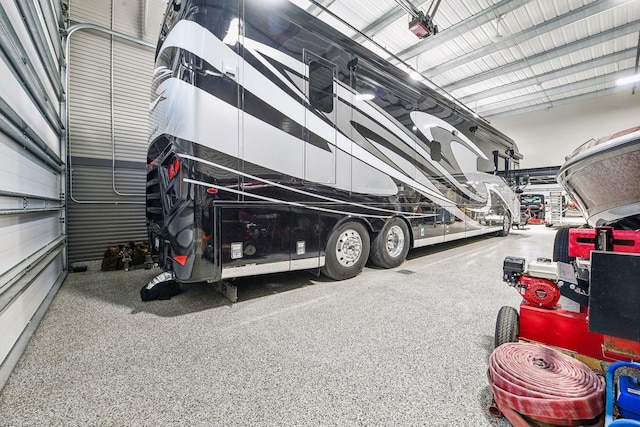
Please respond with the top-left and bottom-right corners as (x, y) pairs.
(488, 343), (605, 426)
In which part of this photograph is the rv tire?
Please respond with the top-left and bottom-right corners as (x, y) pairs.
(496, 212), (511, 237)
(369, 217), (410, 269)
(322, 221), (370, 281)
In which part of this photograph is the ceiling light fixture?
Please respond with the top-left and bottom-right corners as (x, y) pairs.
(616, 74), (640, 86)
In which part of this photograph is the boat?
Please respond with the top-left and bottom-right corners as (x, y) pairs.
(557, 125), (640, 228)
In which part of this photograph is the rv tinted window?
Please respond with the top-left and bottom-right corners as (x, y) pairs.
(430, 141), (441, 162)
(309, 61), (334, 113)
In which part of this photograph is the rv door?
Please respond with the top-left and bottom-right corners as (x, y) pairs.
(304, 52), (337, 184)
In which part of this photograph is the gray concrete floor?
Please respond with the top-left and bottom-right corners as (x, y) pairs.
(0, 225), (559, 426)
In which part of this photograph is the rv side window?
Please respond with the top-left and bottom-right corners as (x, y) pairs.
(309, 60), (334, 113)
(430, 141), (441, 162)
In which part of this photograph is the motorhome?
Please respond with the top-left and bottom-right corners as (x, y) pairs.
(145, 0), (522, 288)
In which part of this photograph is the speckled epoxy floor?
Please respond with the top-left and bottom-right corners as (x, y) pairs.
(0, 225), (560, 426)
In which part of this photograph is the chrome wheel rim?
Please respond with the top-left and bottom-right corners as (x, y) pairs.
(385, 225), (405, 258)
(335, 229), (363, 267)
(503, 214), (510, 232)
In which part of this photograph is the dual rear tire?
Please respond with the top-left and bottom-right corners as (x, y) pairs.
(369, 217), (410, 269)
(321, 217), (410, 280)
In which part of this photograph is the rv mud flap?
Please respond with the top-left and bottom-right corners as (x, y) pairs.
(141, 271), (180, 301)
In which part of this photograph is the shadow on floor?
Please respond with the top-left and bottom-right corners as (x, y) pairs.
(63, 266), (319, 318)
(64, 229), (536, 318)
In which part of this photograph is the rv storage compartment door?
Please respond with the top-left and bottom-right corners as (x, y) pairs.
(219, 206), (320, 279)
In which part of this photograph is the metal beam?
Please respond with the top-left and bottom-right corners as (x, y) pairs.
(459, 48), (637, 104)
(423, 0), (631, 77)
(392, 0), (534, 62)
(443, 20), (640, 92)
(484, 86), (626, 119)
(307, 0), (337, 17)
(476, 69), (635, 114)
(483, 86), (628, 120)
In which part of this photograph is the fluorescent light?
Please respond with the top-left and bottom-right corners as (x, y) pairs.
(616, 74), (640, 86)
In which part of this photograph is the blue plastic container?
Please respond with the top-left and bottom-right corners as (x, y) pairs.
(618, 375), (640, 420)
(607, 361), (640, 427)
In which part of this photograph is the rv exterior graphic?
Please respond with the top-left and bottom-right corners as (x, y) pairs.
(146, 0), (522, 286)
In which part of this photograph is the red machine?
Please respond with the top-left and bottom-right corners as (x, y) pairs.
(496, 226), (640, 363)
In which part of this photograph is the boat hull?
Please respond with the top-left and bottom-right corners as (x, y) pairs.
(557, 126), (640, 227)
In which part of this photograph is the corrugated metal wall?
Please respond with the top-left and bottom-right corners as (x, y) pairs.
(0, 0), (66, 384)
(66, 0), (166, 263)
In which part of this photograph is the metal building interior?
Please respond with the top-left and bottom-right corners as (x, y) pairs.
(1, 0), (639, 425)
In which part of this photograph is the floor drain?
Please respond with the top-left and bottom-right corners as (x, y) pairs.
(397, 269), (415, 275)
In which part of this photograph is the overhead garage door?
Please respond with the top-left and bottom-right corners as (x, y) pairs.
(0, 1), (66, 381)
(66, 0), (166, 264)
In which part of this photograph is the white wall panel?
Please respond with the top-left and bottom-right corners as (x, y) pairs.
(0, 0), (65, 387)
(0, 213), (60, 278)
(492, 91), (640, 169)
(2, 0), (60, 117)
(0, 255), (64, 369)
(0, 134), (59, 199)
(0, 59), (59, 155)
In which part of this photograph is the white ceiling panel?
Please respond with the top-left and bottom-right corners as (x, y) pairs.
(298, 0), (640, 118)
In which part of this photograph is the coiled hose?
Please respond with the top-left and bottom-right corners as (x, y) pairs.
(488, 342), (605, 426)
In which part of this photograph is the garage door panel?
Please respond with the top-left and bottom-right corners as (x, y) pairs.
(0, 0), (64, 382)
(0, 134), (60, 199)
(0, 213), (61, 279)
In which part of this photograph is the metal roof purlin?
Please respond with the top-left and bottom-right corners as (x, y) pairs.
(484, 87), (626, 119)
(459, 48), (638, 103)
(477, 70), (636, 114)
(353, 0), (433, 43)
(423, 0), (631, 77)
(306, 0), (336, 17)
(443, 20), (640, 92)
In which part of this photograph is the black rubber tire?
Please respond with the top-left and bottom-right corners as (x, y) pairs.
(552, 226), (574, 264)
(494, 306), (519, 348)
(369, 217), (410, 269)
(321, 221), (370, 281)
(495, 212), (511, 237)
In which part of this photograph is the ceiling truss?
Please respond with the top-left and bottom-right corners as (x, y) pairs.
(298, 0), (640, 120)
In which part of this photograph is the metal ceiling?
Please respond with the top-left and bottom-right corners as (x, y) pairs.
(290, 0), (640, 120)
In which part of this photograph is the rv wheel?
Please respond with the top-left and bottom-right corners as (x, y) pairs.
(494, 306), (519, 348)
(495, 212), (511, 237)
(322, 221), (370, 281)
(369, 217), (410, 269)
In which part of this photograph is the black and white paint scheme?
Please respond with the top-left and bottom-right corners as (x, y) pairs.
(146, 0), (522, 286)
